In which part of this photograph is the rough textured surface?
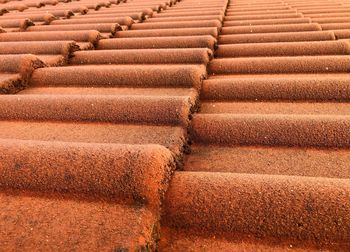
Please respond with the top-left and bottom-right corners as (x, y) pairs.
(0, 41), (79, 56)
(201, 74), (350, 101)
(2, 0), (350, 250)
(161, 0), (350, 250)
(30, 64), (206, 88)
(221, 23), (322, 34)
(219, 31), (336, 44)
(163, 172), (350, 249)
(0, 30), (101, 44)
(192, 114), (350, 147)
(71, 48), (213, 65)
(0, 190), (159, 251)
(185, 145), (350, 178)
(216, 40), (350, 57)
(160, 228), (326, 252)
(0, 120), (187, 158)
(0, 140), (175, 208)
(0, 0), (216, 249)
(97, 35), (217, 50)
(0, 54), (44, 93)
(209, 56), (350, 74)
(27, 23), (123, 34)
(116, 27), (219, 37)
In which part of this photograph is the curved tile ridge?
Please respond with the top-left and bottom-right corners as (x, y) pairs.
(0, 0), (131, 35)
(219, 30), (336, 43)
(163, 171), (350, 250)
(0, 35), (81, 67)
(0, 139), (176, 209)
(50, 16), (135, 26)
(0, 31), (101, 62)
(26, 22), (123, 35)
(0, 18), (34, 31)
(192, 113), (350, 148)
(0, 30), (102, 45)
(0, 54), (44, 93)
(216, 40), (350, 57)
(201, 74), (350, 101)
(0, 54), (44, 75)
(209, 56), (350, 74)
(29, 64), (207, 89)
(0, 41), (80, 64)
(0, 94), (195, 126)
(71, 48), (213, 65)
(0, 13), (57, 24)
(97, 35), (217, 50)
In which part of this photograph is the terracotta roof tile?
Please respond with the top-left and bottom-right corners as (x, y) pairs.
(201, 73), (350, 101)
(29, 64), (206, 88)
(26, 22), (123, 34)
(70, 48), (213, 64)
(219, 30), (337, 43)
(0, 18), (33, 30)
(115, 27), (219, 37)
(161, 0), (350, 249)
(163, 172), (350, 246)
(0, 40), (78, 57)
(0, 54), (44, 92)
(97, 35), (217, 49)
(216, 40), (350, 56)
(1, 0), (350, 250)
(52, 16), (134, 26)
(224, 17), (312, 26)
(0, 190), (160, 251)
(0, 29), (101, 42)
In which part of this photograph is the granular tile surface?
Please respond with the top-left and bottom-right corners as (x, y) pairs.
(0, 0), (350, 250)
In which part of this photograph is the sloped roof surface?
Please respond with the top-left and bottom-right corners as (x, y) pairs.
(0, 0), (350, 250)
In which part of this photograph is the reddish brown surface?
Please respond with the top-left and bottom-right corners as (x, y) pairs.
(1, 0), (350, 250)
(0, 94), (194, 125)
(163, 172), (350, 247)
(0, 139), (175, 207)
(29, 64), (206, 88)
(115, 27), (219, 37)
(0, 41), (79, 56)
(0, 190), (159, 251)
(27, 22), (123, 34)
(162, 0), (350, 250)
(201, 74), (350, 101)
(0, 30), (101, 44)
(219, 31), (337, 44)
(131, 19), (222, 29)
(216, 40), (350, 57)
(185, 145), (350, 178)
(221, 23), (322, 34)
(209, 56), (350, 74)
(160, 227), (327, 252)
(0, 120), (188, 158)
(97, 35), (217, 50)
(0, 0), (210, 249)
(71, 48), (213, 64)
(224, 17), (312, 26)
(51, 16), (134, 26)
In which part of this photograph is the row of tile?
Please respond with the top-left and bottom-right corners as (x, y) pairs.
(0, 0), (227, 250)
(160, 0), (350, 251)
(0, 0), (169, 91)
(0, 0), (139, 32)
